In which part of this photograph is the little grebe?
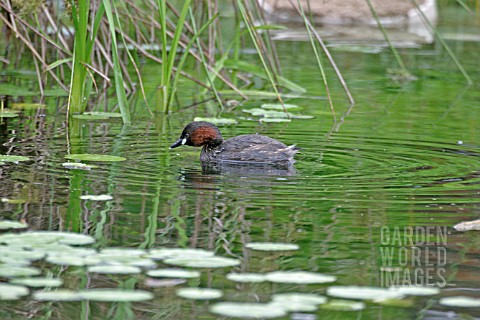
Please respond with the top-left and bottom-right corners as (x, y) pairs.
(170, 121), (298, 166)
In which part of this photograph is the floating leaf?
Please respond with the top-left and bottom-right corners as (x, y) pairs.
(0, 155), (29, 163)
(147, 268), (200, 279)
(46, 254), (101, 266)
(390, 286), (440, 296)
(0, 112), (18, 118)
(65, 154), (126, 162)
(12, 103), (46, 109)
(271, 293), (327, 312)
(0, 266), (41, 277)
(0, 246), (45, 261)
(439, 296), (480, 308)
(265, 271), (336, 284)
(261, 103), (301, 110)
(147, 248), (215, 260)
(99, 248), (146, 256)
(33, 290), (83, 301)
(321, 299), (365, 311)
(0, 220), (28, 230)
(84, 112), (122, 118)
(210, 302), (287, 318)
(0, 198), (26, 204)
(72, 111), (122, 120)
(72, 114), (109, 120)
(327, 286), (404, 300)
(80, 194), (113, 201)
(87, 265), (142, 274)
(453, 218), (480, 231)
(79, 289), (154, 302)
(10, 277), (63, 288)
(0, 230), (96, 246)
(193, 117), (238, 125)
(0, 283), (29, 300)
(245, 242), (299, 251)
(176, 287), (223, 300)
(226, 273), (267, 283)
(62, 162), (96, 170)
(259, 118), (291, 123)
(164, 256), (241, 268)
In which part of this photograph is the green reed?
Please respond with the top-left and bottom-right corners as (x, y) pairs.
(157, 0), (192, 114)
(68, 0), (104, 115)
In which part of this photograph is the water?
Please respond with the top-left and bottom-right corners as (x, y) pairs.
(1, 7), (480, 320)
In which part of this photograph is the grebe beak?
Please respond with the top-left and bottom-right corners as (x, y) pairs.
(170, 138), (187, 149)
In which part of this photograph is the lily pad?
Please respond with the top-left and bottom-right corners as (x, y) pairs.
(210, 302), (287, 318)
(0, 220), (28, 230)
(87, 265), (142, 274)
(259, 118), (291, 123)
(245, 242), (299, 251)
(0, 155), (29, 163)
(193, 117), (238, 125)
(453, 218), (480, 231)
(271, 293), (327, 312)
(0, 266), (41, 277)
(12, 103), (46, 109)
(83, 112), (122, 118)
(65, 154), (126, 162)
(327, 286), (404, 301)
(164, 256), (241, 268)
(62, 162), (96, 170)
(79, 289), (154, 302)
(0, 283), (30, 300)
(0, 198), (26, 204)
(0, 231), (95, 246)
(10, 277), (63, 288)
(99, 248), (146, 256)
(80, 194), (113, 201)
(147, 248), (215, 260)
(72, 114), (109, 120)
(439, 296), (480, 308)
(390, 286), (440, 296)
(73, 112), (122, 120)
(265, 271), (336, 284)
(0, 112), (18, 118)
(261, 103), (301, 110)
(33, 289), (84, 301)
(226, 273), (267, 283)
(321, 299), (366, 311)
(147, 268), (201, 279)
(46, 254), (101, 266)
(176, 287), (223, 300)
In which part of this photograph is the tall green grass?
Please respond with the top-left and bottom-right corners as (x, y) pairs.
(68, 0), (104, 115)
